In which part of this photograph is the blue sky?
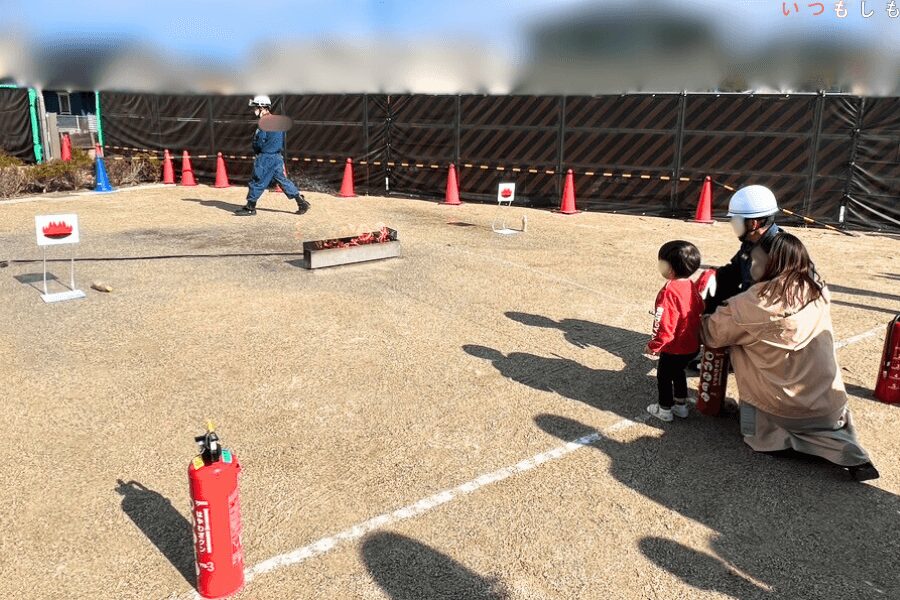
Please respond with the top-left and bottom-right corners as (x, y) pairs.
(3, 0), (896, 94)
(5, 0), (895, 62)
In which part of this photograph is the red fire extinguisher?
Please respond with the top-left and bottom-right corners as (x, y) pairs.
(697, 347), (730, 416)
(188, 423), (244, 599)
(874, 315), (900, 404)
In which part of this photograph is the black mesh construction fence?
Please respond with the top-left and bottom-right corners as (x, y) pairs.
(100, 92), (899, 232)
(0, 88), (34, 162)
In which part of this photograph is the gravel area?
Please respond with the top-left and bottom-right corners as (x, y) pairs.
(2, 185), (898, 600)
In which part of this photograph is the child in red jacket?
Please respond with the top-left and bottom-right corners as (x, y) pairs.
(644, 240), (704, 422)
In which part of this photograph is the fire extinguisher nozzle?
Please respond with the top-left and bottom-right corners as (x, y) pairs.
(195, 424), (223, 464)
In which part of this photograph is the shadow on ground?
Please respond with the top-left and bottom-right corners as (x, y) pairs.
(845, 382), (900, 408)
(182, 197), (296, 215)
(285, 258), (310, 269)
(361, 532), (508, 600)
(115, 479), (195, 586)
(832, 299), (899, 316)
(505, 312), (649, 359)
(534, 414), (900, 599)
(14, 272), (60, 293)
(829, 283), (900, 305)
(464, 313), (660, 426)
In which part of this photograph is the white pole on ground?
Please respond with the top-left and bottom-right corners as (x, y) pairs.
(69, 248), (75, 291)
(42, 248), (48, 295)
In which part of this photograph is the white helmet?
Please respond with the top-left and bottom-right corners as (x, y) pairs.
(249, 94), (272, 107)
(727, 185), (779, 219)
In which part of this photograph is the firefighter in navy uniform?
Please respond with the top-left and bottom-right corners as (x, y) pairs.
(235, 95), (311, 216)
(690, 185), (781, 373)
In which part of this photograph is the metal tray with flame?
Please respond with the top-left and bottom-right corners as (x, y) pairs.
(302, 227), (400, 269)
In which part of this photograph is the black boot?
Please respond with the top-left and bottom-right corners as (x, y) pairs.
(848, 462), (880, 482)
(234, 203), (257, 216)
(294, 194), (310, 215)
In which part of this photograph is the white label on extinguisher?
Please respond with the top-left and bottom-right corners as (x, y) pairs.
(228, 489), (243, 566)
(193, 500), (213, 555)
(203, 508), (212, 554)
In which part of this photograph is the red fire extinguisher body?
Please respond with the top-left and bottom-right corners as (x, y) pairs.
(697, 347), (730, 416)
(188, 447), (244, 598)
(874, 315), (900, 404)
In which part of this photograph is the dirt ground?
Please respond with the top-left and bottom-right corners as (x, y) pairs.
(1, 184), (898, 600)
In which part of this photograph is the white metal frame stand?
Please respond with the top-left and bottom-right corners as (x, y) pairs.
(41, 246), (85, 303)
(491, 185), (526, 235)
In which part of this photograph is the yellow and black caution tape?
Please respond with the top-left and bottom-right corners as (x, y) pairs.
(105, 144), (723, 187)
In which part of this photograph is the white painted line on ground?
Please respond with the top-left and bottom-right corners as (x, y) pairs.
(833, 325), (884, 349)
(175, 326), (880, 597)
(243, 419), (635, 584)
(1, 183), (170, 205)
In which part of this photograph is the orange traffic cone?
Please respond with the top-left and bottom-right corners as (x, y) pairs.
(692, 176), (714, 223)
(162, 149), (175, 184)
(60, 133), (72, 162)
(180, 150), (197, 186)
(214, 152), (230, 188)
(442, 164), (461, 205)
(339, 158), (356, 197)
(558, 169), (579, 214)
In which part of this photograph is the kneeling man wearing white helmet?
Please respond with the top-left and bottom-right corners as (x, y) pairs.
(704, 185), (781, 313)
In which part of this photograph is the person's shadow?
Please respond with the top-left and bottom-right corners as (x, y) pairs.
(464, 314), (658, 426)
(534, 414), (900, 599)
(182, 197), (296, 214)
(504, 312), (649, 367)
(828, 283), (900, 304)
(361, 532), (509, 600)
(115, 479), (195, 586)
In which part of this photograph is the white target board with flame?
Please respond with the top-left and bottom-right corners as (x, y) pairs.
(36, 214), (80, 246)
(497, 183), (516, 205)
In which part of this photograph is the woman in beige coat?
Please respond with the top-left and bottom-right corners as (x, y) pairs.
(702, 232), (879, 481)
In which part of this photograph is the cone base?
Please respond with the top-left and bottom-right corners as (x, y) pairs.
(441, 200), (462, 205)
(339, 192), (357, 198)
(690, 219), (715, 224)
(554, 209), (580, 215)
(180, 183), (198, 187)
(93, 187), (115, 193)
(214, 184), (231, 188)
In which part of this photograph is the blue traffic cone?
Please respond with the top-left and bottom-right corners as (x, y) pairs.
(94, 145), (114, 193)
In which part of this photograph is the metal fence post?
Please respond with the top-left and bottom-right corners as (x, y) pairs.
(803, 91), (825, 217)
(840, 96), (865, 226)
(556, 95), (566, 203)
(669, 91), (688, 214)
(207, 95), (216, 157)
(455, 94), (461, 167)
(154, 94), (162, 151)
(363, 93), (370, 195)
(385, 95), (392, 194)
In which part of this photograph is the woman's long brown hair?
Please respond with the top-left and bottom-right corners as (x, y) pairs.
(757, 232), (824, 307)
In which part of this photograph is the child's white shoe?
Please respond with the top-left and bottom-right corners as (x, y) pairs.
(671, 402), (689, 419)
(646, 403), (673, 422)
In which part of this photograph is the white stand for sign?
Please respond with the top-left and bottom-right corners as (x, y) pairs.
(40, 247), (85, 303)
(492, 183), (525, 235)
(35, 213), (85, 303)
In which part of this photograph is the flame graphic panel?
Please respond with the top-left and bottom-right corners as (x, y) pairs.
(42, 221), (73, 239)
